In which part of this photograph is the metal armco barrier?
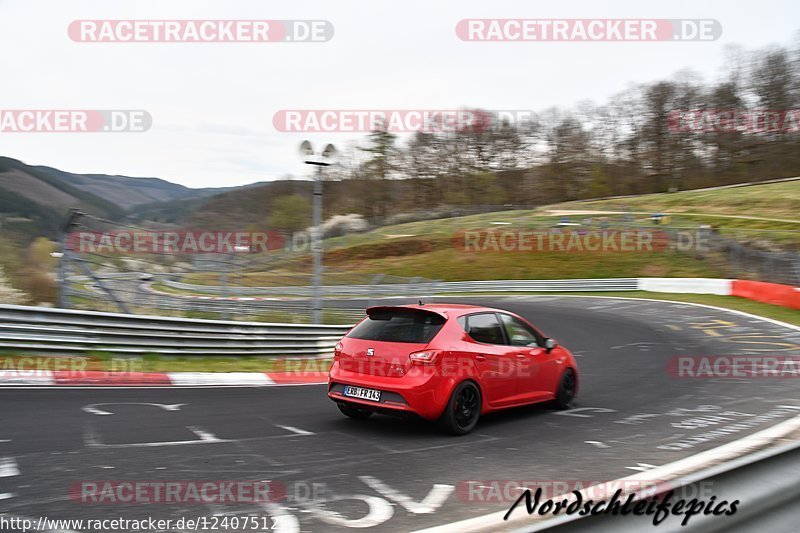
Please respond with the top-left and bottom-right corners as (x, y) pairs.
(433, 278), (639, 292)
(159, 277), (640, 296)
(0, 304), (351, 356)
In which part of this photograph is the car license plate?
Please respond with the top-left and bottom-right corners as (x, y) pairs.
(344, 386), (381, 402)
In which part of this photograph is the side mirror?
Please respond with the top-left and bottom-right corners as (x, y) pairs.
(544, 338), (557, 353)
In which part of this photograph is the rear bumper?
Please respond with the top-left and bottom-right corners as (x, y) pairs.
(327, 361), (453, 420)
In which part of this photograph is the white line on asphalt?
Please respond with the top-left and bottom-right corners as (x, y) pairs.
(0, 457), (19, 477)
(189, 426), (224, 441)
(275, 425), (315, 436)
(553, 407), (616, 418)
(359, 476), (454, 514)
(82, 402), (186, 415)
(167, 372), (275, 386)
(86, 426), (230, 448)
(0, 492), (15, 500)
(625, 463), (658, 472)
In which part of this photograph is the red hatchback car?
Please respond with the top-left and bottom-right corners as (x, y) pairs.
(328, 304), (579, 434)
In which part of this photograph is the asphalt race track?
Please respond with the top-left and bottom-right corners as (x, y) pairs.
(2, 296), (800, 532)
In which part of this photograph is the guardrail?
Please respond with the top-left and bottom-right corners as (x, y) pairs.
(158, 277), (640, 297)
(0, 304), (351, 356)
(159, 278), (442, 297)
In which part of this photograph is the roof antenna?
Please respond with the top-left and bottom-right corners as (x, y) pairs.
(419, 299), (424, 306)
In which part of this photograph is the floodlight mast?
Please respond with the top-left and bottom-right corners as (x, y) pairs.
(299, 141), (336, 324)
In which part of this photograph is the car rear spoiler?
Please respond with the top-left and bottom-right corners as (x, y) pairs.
(365, 305), (448, 320)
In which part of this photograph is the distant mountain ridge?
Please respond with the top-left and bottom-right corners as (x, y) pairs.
(0, 156), (261, 241)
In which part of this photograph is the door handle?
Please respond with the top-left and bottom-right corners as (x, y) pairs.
(475, 354), (487, 361)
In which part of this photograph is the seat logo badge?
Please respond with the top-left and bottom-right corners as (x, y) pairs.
(366, 348), (375, 356)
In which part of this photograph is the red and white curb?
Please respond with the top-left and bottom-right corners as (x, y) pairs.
(0, 370), (329, 387)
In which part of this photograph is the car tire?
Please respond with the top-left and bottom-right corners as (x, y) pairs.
(338, 403), (373, 419)
(552, 368), (577, 409)
(440, 381), (482, 435)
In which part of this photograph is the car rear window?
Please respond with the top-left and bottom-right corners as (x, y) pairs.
(347, 309), (446, 343)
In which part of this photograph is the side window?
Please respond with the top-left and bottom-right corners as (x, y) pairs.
(499, 314), (543, 347)
(465, 313), (505, 345)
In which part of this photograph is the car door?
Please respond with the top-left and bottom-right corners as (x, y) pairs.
(461, 313), (519, 407)
(498, 313), (559, 402)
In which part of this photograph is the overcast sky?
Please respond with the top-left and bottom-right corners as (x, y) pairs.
(0, 0), (798, 189)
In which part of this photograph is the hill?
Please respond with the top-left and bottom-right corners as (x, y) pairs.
(0, 156), (248, 240)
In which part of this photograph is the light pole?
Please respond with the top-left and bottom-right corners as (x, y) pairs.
(299, 141), (337, 324)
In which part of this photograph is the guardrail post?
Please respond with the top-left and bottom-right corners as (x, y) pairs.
(57, 209), (84, 309)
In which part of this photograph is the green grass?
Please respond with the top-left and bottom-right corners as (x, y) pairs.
(145, 181), (800, 293)
(549, 180), (800, 221)
(337, 248), (725, 281)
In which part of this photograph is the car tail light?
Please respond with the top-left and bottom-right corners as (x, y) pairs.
(334, 342), (343, 358)
(409, 350), (442, 365)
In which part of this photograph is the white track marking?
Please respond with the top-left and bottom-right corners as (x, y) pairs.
(584, 440), (610, 449)
(0, 457), (19, 477)
(359, 476), (454, 514)
(167, 372), (274, 386)
(188, 426), (223, 441)
(86, 426), (228, 448)
(625, 463), (658, 472)
(82, 402), (185, 415)
(0, 457), (19, 501)
(263, 503), (300, 533)
(553, 407), (616, 418)
(308, 494), (394, 528)
(275, 425), (315, 436)
(0, 370), (55, 385)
